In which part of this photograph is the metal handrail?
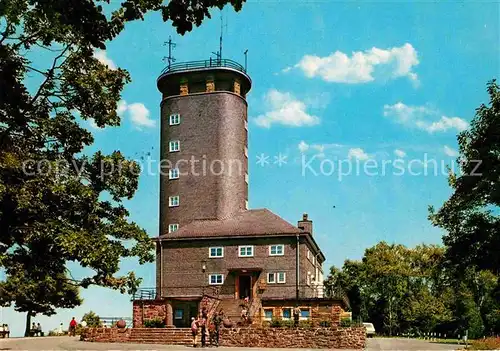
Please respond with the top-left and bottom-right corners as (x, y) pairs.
(160, 58), (246, 75)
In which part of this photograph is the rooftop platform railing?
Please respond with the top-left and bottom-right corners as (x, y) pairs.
(160, 58), (247, 75)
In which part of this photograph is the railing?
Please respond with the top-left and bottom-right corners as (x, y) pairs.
(99, 317), (132, 328)
(160, 58), (247, 75)
(132, 285), (348, 307)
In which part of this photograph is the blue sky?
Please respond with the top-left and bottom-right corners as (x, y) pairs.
(3, 1), (499, 337)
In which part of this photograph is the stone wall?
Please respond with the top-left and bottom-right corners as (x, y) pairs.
(81, 326), (366, 349)
(133, 300), (168, 327)
(220, 327), (366, 349)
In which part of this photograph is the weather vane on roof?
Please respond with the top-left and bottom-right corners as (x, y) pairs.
(163, 35), (176, 69)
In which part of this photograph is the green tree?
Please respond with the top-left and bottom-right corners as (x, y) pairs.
(82, 311), (101, 328)
(0, 0), (245, 330)
(0, 258), (81, 336)
(429, 80), (500, 273)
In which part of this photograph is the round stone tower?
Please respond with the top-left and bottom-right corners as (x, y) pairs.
(157, 59), (252, 235)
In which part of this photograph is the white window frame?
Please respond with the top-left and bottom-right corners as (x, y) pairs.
(209, 247), (224, 258)
(267, 272), (276, 284)
(245, 200), (249, 210)
(169, 196), (179, 207)
(282, 308), (292, 320)
(264, 309), (273, 321)
(312, 256), (316, 265)
(244, 146), (248, 158)
(238, 245), (254, 257)
(244, 120), (248, 130)
(169, 168), (180, 180)
(277, 272), (286, 284)
(208, 274), (224, 285)
(300, 308), (311, 320)
(168, 223), (179, 233)
(169, 140), (180, 152)
(245, 173), (249, 184)
(269, 244), (284, 256)
(169, 113), (180, 126)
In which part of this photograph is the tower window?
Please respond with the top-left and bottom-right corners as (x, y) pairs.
(169, 168), (180, 180)
(245, 200), (249, 210)
(244, 120), (248, 130)
(168, 224), (179, 233)
(169, 113), (181, 126)
(245, 173), (249, 184)
(169, 140), (180, 152)
(169, 196), (179, 207)
(244, 147), (248, 158)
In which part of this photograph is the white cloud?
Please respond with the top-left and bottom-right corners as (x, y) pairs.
(348, 148), (370, 161)
(384, 102), (468, 133)
(94, 50), (116, 69)
(88, 119), (101, 131)
(117, 100), (155, 129)
(443, 145), (459, 157)
(394, 149), (406, 158)
(254, 89), (320, 128)
(286, 43), (419, 84)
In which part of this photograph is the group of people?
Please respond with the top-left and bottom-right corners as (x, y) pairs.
(190, 308), (225, 348)
(29, 322), (43, 336)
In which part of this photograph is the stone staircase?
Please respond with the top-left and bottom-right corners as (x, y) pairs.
(217, 299), (244, 321)
(128, 328), (193, 345)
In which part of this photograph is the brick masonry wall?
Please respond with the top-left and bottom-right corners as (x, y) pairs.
(159, 92), (248, 235)
(133, 300), (167, 328)
(160, 236), (321, 299)
(81, 326), (366, 349)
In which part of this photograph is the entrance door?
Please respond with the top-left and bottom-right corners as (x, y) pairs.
(238, 275), (252, 299)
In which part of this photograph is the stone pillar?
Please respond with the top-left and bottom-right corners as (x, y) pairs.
(180, 79), (189, 95)
(206, 77), (215, 92)
(233, 80), (241, 95)
(165, 300), (174, 327)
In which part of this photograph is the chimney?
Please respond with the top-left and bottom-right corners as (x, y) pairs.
(297, 213), (313, 235)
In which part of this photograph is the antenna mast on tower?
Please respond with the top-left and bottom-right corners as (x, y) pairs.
(212, 12), (227, 64)
(163, 35), (176, 69)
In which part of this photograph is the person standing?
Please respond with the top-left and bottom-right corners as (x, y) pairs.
(69, 317), (77, 336)
(293, 306), (301, 327)
(191, 317), (199, 347)
(199, 314), (207, 347)
(213, 311), (223, 347)
(36, 323), (43, 337)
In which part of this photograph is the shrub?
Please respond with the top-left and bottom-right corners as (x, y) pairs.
(270, 318), (284, 327)
(144, 318), (166, 328)
(82, 311), (101, 328)
(298, 320), (313, 329)
(340, 318), (353, 327)
(319, 320), (332, 328)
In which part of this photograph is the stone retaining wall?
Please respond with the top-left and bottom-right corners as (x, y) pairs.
(221, 327), (366, 349)
(81, 326), (366, 349)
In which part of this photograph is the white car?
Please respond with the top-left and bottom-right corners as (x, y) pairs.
(363, 322), (376, 337)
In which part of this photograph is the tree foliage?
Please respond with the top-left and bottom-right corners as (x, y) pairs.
(0, 0), (245, 325)
(82, 311), (101, 328)
(429, 80), (500, 273)
(325, 242), (500, 337)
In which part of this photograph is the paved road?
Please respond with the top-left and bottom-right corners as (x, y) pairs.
(0, 336), (463, 350)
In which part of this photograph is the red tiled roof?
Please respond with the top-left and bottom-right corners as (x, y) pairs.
(161, 209), (302, 239)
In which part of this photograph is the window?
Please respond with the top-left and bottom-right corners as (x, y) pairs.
(244, 120), (248, 130)
(169, 140), (180, 152)
(267, 273), (276, 284)
(209, 274), (224, 285)
(244, 147), (248, 158)
(238, 246), (254, 257)
(169, 113), (180, 126)
(168, 224), (179, 233)
(209, 247), (224, 258)
(245, 200), (249, 210)
(264, 309), (273, 320)
(174, 309), (183, 320)
(312, 256), (316, 265)
(245, 173), (249, 184)
(300, 309), (311, 320)
(269, 244), (284, 256)
(307, 250), (310, 260)
(282, 308), (292, 319)
(169, 168), (180, 180)
(277, 272), (286, 284)
(169, 196), (179, 207)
